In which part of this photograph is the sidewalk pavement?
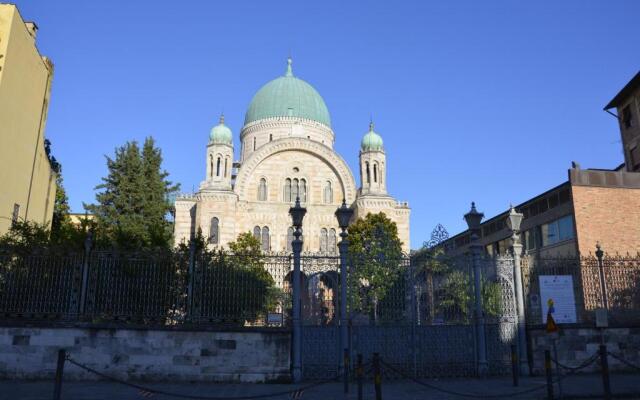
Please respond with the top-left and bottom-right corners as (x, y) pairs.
(1, 373), (639, 400)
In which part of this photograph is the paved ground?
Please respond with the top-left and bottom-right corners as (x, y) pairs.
(2, 373), (639, 400)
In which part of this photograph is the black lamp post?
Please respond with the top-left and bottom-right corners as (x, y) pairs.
(335, 198), (354, 374)
(288, 196), (306, 382)
(463, 201), (488, 375)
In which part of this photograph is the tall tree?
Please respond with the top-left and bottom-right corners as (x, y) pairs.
(347, 212), (404, 322)
(86, 138), (179, 249)
(142, 137), (180, 246)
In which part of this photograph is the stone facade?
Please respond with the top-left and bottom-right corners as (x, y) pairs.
(174, 63), (410, 255)
(0, 326), (290, 382)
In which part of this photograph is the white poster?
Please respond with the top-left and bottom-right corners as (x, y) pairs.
(539, 275), (577, 324)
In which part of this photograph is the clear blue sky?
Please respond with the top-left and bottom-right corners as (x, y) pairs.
(15, 1), (640, 249)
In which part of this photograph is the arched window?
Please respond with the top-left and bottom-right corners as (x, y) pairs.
(300, 179), (307, 202)
(253, 137), (256, 151)
(292, 178), (299, 201)
(329, 228), (337, 254)
(261, 226), (270, 251)
(365, 162), (370, 184)
(209, 155), (213, 178)
(209, 217), (219, 244)
(270, 134), (273, 142)
(224, 158), (228, 178)
(323, 181), (333, 204)
(258, 178), (267, 201)
(287, 227), (294, 252)
(373, 163), (378, 183)
(216, 157), (221, 177)
(253, 226), (261, 240)
(284, 178), (292, 202)
(320, 228), (328, 252)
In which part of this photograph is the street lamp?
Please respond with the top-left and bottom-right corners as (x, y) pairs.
(506, 205), (529, 375)
(505, 205), (523, 233)
(289, 196), (306, 382)
(335, 199), (354, 379)
(464, 201), (484, 238)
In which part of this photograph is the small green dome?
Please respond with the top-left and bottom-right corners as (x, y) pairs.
(244, 58), (331, 127)
(209, 114), (233, 145)
(361, 122), (384, 151)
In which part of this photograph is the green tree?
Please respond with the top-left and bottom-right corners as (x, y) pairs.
(86, 137), (179, 249)
(347, 212), (404, 322)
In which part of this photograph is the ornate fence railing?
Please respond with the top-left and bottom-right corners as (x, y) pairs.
(521, 254), (640, 326)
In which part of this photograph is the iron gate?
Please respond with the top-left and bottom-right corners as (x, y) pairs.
(290, 252), (518, 379)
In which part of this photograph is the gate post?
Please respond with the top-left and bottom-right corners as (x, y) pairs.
(464, 202), (488, 376)
(335, 199), (354, 377)
(289, 197), (307, 383)
(506, 206), (529, 375)
(78, 231), (93, 317)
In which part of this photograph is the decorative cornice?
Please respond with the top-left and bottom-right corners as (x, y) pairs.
(240, 116), (334, 139)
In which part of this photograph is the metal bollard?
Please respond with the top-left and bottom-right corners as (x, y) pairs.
(343, 348), (349, 394)
(53, 349), (66, 400)
(356, 354), (363, 400)
(599, 344), (611, 400)
(545, 350), (554, 400)
(511, 344), (519, 387)
(373, 352), (382, 400)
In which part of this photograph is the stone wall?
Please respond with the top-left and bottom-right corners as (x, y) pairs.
(0, 326), (291, 382)
(528, 327), (640, 375)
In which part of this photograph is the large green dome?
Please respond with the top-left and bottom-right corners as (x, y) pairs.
(244, 59), (331, 127)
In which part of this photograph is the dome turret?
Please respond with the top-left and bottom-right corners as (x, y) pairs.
(361, 122), (383, 151)
(209, 114), (233, 145)
(244, 58), (331, 127)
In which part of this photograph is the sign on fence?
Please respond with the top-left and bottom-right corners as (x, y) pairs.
(539, 275), (577, 324)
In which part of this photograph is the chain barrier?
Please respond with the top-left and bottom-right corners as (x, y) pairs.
(65, 356), (338, 400)
(379, 360), (551, 399)
(550, 353), (600, 373)
(607, 352), (640, 372)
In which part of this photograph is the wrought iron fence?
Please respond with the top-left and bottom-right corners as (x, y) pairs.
(521, 254), (640, 326)
(0, 249), (297, 328)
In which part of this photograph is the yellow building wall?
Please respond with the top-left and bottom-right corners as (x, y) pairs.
(0, 4), (56, 234)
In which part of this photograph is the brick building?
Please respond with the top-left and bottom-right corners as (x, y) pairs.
(441, 71), (640, 256)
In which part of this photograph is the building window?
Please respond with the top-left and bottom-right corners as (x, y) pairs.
(324, 181), (333, 204)
(253, 226), (261, 240)
(287, 227), (294, 252)
(365, 162), (370, 184)
(270, 134), (273, 142)
(253, 137), (257, 150)
(258, 178), (267, 201)
(292, 178), (299, 201)
(11, 203), (20, 225)
(209, 155), (213, 178)
(284, 178), (292, 202)
(224, 158), (228, 178)
(540, 215), (574, 247)
(320, 228), (328, 252)
(630, 146), (640, 171)
(209, 217), (219, 244)
(216, 157), (221, 177)
(328, 228), (337, 254)
(373, 163), (378, 183)
(622, 105), (634, 129)
(299, 179), (307, 202)
(261, 226), (270, 251)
